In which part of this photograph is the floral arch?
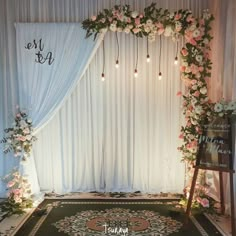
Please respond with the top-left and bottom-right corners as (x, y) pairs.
(82, 3), (215, 164)
(82, 3), (236, 211)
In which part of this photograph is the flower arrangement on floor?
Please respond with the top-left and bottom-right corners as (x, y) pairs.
(1, 169), (33, 216)
(0, 107), (37, 161)
(179, 169), (220, 214)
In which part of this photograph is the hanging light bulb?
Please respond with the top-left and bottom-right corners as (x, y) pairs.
(115, 59), (119, 68)
(101, 73), (105, 81)
(158, 72), (162, 80)
(146, 54), (150, 63)
(134, 69), (138, 78)
(174, 56), (178, 65)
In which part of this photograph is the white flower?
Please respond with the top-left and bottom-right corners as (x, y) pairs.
(109, 24), (117, 32)
(191, 119), (197, 125)
(117, 27), (123, 32)
(164, 25), (173, 37)
(203, 38), (209, 45)
(131, 11), (139, 18)
(200, 87), (207, 94)
(146, 19), (153, 26)
(124, 27), (130, 34)
(27, 118), (32, 123)
(20, 120), (27, 127)
(192, 85), (198, 90)
(196, 55), (203, 62)
(128, 24), (134, 29)
(182, 62), (188, 67)
(193, 29), (200, 38)
(99, 28), (108, 33)
(189, 24), (196, 31)
(144, 26), (151, 33)
(169, 13), (174, 19)
(214, 103), (223, 112)
(185, 67), (191, 73)
(196, 73), (201, 79)
(195, 105), (203, 114)
(228, 101), (236, 110)
(26, 135), (32, 140)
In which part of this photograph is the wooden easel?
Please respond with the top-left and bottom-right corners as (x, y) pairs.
(185, 166), (235, 236)
(185, 117), (236, 236)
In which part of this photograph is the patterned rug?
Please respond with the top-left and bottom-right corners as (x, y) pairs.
(15, 199), (223, 236)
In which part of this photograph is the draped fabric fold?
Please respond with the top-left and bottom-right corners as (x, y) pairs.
(15, 23), (102, 194)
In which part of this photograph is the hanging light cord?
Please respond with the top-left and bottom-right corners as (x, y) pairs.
(159, 35), (162, 72)
(135, 37), (138, 69)
(115, 32), (119, 62)
(102, 39), (105, 74)
(176, 41), (179, 58)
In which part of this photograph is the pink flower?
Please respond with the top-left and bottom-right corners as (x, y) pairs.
(135, 17), (140, 25)
(132, 28), (141, 34)
(195, 35), (202, 41)
(201, 198), (209, 208)
(199, 19), (205, 26)
(179, 133), (184, 139)
(180, 66), (186, 72)
(186, 15), (194, 23)
(176, 91), (182, 96)
(198, 66), (204, 72)
(16, 113), (21, 118)
(139, 13), (144, 18)
(91, 15), (96, 21)
(157, 28), (164, 35)
(20, 136), (26, 141)
(175, 14), (182, 20)
(108, 17), (113, 22)
(127, 17), (131, 23)
(190, 64), (199, 74)
(7, 181), (15, 188)
(181, 48), (188, 56)
(190, 38), (197, 45)
(191, 79), (197, 85)
(13, 188), (21, 195)
(194, 91), (200, 97)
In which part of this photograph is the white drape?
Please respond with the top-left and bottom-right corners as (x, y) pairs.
(15, 23), (102, 194)
(34, 32), (185, 193)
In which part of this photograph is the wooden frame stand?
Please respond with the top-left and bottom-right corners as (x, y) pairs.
(185, 165), (235, 236)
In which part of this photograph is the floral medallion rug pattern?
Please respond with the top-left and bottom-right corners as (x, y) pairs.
(15, 200), (222, 236)
(53, 207), (182, 235)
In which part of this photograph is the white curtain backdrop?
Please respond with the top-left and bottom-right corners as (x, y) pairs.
(1, 0), (235, 216)
(34, 33), (185, 193)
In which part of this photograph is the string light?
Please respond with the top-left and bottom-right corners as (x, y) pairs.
(115, 59), (119, 68)
(134, 68), (138, 77)
(115, 32), (119, 69)
(134, 37), (138, 78)
(158, 35), (162, 80)
(101, 73), (105, 81)
(146, 38), (150, 63)
(174, 56), (178, 65)
(174, 41), (179, 65)
(101, 39), (105, 81)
